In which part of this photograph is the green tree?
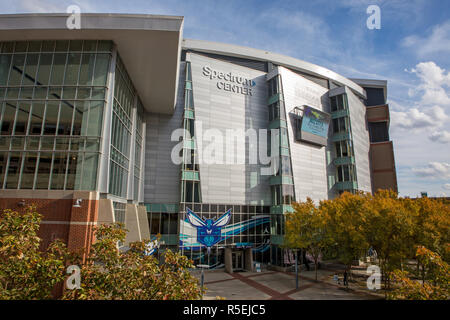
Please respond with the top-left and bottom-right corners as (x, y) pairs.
(285, 198), (331, 281)
(0, 206), (72, 299)
(62, 223), (203, 300)
(0, 207), (203, 300)
(321, 192), (369, 282)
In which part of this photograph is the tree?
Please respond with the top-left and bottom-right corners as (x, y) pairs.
(362, 190), (415, 296)
(0, 206), (72, 299)
(389, 246), (449, 300)
(62, 223), (203, 300)
(285, 198), (331, 281)
(321, 192), (369, 283)
(0, 206), (203, 300)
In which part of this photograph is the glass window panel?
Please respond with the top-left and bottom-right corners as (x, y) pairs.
(10, 137), (24, 150)
(0, 152), (7, 187)
(29, 101), (45, 135)
(93, 54), (110, 86)
(169, 214), (178, 235)
(150, 213), (160, 235)
(64, 53), (81, 85)
(22, 53), (39, 85)
(85, 138), (99, 152)
(20, 152), (37, 189)
(91, 88), (105, 100)
(40, 137), (54, 150)
(19, 87), (33, 99)
(161, 213), (169, 234)
(0, 137), (9, 150)
(69, 40), (83, 52)
(41, 41), (55, 52)
(6, 88), (19, 99)
(5, 152), (22, 189)
(36, 53), (52, 85)
(55, 41), (69, 52)
(14, 101), (31, 135)
(50, 53), (66, 85)
(28, 41), (41, 52)
(55, 137), (70, 151)
(57, 100), (74, 135)
(15, 42), (27, 52)
(1, 102), (16, 135)
(87, 101), (103, 136)
(70, 137), (84, 151)
(43, 100), (59, 135)
(81, 153), (97, 190)
(77, 87), (91, 99)
(9, 54), (25, 85)
(50, 152), (67, 190)
(78, 53), (95, 86)
(66, 153), (78, 190)
(97, 41), (112, 52)
(0, 54), (12, 85)
(83, 41), (97, 52)
(62, 87), (76, 99)
(26, 137), (40, 150)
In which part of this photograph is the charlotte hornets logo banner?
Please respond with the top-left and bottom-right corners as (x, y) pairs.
(186, 207), (231, 251)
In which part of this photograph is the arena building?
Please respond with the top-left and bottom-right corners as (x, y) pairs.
(0, 13), (397, 269)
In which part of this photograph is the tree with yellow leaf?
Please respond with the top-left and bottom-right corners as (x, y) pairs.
(285, 198), (332, 281)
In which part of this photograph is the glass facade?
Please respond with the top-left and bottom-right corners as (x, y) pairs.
(179, 203), (271, 266)
(330, 93), (358, 193)
(0, 40), (111, 190)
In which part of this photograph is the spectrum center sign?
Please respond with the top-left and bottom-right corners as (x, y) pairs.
(202, 66), (256, 96)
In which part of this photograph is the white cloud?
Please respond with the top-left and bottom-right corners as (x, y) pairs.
(443, 183), (450, 190)
(412, 162), (450, 179)
(429, 130), (450, 144)
(390, 105), (447, 130)
(403, 21), (450, 57)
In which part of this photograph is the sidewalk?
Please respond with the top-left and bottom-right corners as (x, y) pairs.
(192, 269), (383, 300)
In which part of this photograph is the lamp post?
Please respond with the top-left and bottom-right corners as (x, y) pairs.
(296, 250), (299, 289)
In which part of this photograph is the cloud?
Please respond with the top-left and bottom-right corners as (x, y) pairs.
(403, 21), (450, 57)
(390, 105), (447, 130)
(412, 162), (450, 179)
(443, 183), (450, 190)
(429, 130), (450, 144)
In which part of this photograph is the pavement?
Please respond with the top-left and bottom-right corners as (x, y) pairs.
(192, 268), (384, 300)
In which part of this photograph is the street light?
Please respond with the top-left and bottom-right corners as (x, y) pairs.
(294, 249), (299, 289)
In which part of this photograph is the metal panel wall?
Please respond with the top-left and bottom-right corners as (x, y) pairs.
(278, 66), (333, 202)
(143, 62), (185, 203)
(347, 89), (373, 193)
(188, 53), (271, 205)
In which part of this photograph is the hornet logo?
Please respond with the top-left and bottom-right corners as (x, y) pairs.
(186, 207), (231, 251)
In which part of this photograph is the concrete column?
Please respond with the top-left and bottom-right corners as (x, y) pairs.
(137, 204), (150, 240)
(124, 204), (141, 245)
(245, 248), (254, 272)
(225, 248), (233, 274)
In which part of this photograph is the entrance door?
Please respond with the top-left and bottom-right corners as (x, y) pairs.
(232, 251), (244, 271)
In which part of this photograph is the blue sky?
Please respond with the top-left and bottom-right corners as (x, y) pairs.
(2, 0), (450, 197)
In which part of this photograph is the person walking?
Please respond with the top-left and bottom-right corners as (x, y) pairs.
(343, 270), (348, 287)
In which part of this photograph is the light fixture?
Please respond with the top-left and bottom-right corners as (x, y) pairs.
(73, 199), (82, 208)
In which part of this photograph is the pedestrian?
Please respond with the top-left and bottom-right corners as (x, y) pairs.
(333, 273), (339, 285)
(343, 270), (348, 287)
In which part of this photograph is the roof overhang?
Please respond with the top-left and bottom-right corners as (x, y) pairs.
(0, 13), (184, 114)
(183, 38), (367, 99)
